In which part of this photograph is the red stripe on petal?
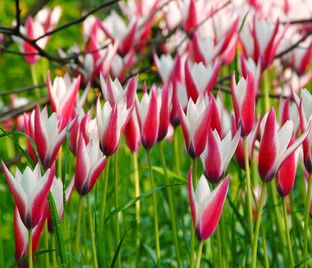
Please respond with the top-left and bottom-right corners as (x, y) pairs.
(185, 60), (199, 101)
(241, 72), (255, 136)
(34, 106), (48, 166)
(200, 177), (229, 240)
(203, 130), (222, 183)
(258, 109), (277, 182)
(142, 89), (159, 149)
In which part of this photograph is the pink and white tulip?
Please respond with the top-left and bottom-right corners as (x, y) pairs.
(201, 129), (241, 183)
(177, 94), (212, 158)
(46, 72), (81, 129)
(188, 168), (229, 241)
(2, 162), (54, 229)
(231, 72), (256, 136)
(258, 108), (309, 182)
(96, 100), (132, 156)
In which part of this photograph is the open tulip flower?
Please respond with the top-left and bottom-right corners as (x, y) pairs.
(74, 134), (106, 196)
(201, 129), (241, 183)
(46, 72), (81, 129)
(24, 106), (69, 168)
(96, 99), (132, 156)
(2, 162), (54, 229)
(185, 60), (221, 101)
(177, 94), (212, 158)
(258, 108), (310, 182)
(188, 168), (230, 241)
(100, 74), (137, 108)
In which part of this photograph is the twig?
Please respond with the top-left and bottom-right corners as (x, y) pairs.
(275, 29), (312, 58)
(281, 17), (312, 25)
(0, 83), (45, 96)
(33, 0), (120, 42)
(0, 97), (48, 123)
(15, 0), (21, 33)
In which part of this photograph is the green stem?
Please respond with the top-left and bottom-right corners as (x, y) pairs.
(28, 229), (33, 268)
(52, 235), (57, 268)
(216, 226), (223, 268)
(261, 223), (269, 268)
(195, 241), (204, 268)
(173, 130), (181, 175)
(87, 195), (98, 268)
(100, 157), (111, 234)
(283, 198), (294, 267)
(146, 150), (161, 267)
(30, 64), (38, 86)
(303, 174), (312, 265)
(160, 142), (181, 268)
(133, 152), (140, 249)
(251, 183), (267, 268)
(75, 197), (83, 258)
(44, 224), (50, 268)
(114, 153), (121, 268)
(190, 158), (197, 268)
(244, 138), (254, 245)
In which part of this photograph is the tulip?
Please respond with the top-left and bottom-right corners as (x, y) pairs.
(100, 74), (137, 108)
(276, 136), (298, 197)
(177, 94), (212, 158)
(35, 6), (62, 32)
(239, 56), (261, 92)
(46, 72), (81, 129)
(24, 106), (69, 168)
(74, 135), (106, 195)
(231, 72), (256, 136)
(46, 177), (74, 232)
(185, 60), (221, 101)
(96, 100), (131, 156)
(240, 17), (287, 69)
(2, 162), (54, 229)
(200, 129), (241, 183)
(188, 168), (229, 241)
(157, 84), (171, 142)
(293, 89), (312, 172)
(258, 108), (309, 182)
(124, 108), (141, 153)
(100, 11), (138, 56)
(136, 87), (160, 150)
(14, 207), (45, 266)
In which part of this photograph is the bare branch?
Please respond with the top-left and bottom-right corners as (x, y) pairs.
(0, 83), (45, 96)
(275, 29), (312, 58)
(33, 0), (120, 42)
(15, 0), (21, 33)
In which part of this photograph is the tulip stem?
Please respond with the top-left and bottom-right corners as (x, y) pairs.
(195, 241), (204, 268)
(251, 183), (267, 268)
(190, 158), (197, 268)
(133, 152), (140, 249)
(216, 225), (223, 268)
(100, 157), (110, 234)
(160, 142), (181, 268)
(75, 197), (83, 259)
(244, 138), (254, 245)
(261, 223), (269, 268)
(146, 150), (161, 268)
(113, 153), (121, 268)
(87, 194), (98, 268)
(303, 173), (312, 265)
(52, 235), (57, 268)
(28, 228), (33, 268)
(283, 198), (294, 267)
(44, 223), (50, 268)
(173, 130), (181, 175)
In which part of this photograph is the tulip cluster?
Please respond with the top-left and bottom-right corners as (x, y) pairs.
(1, 0), (312, 267)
